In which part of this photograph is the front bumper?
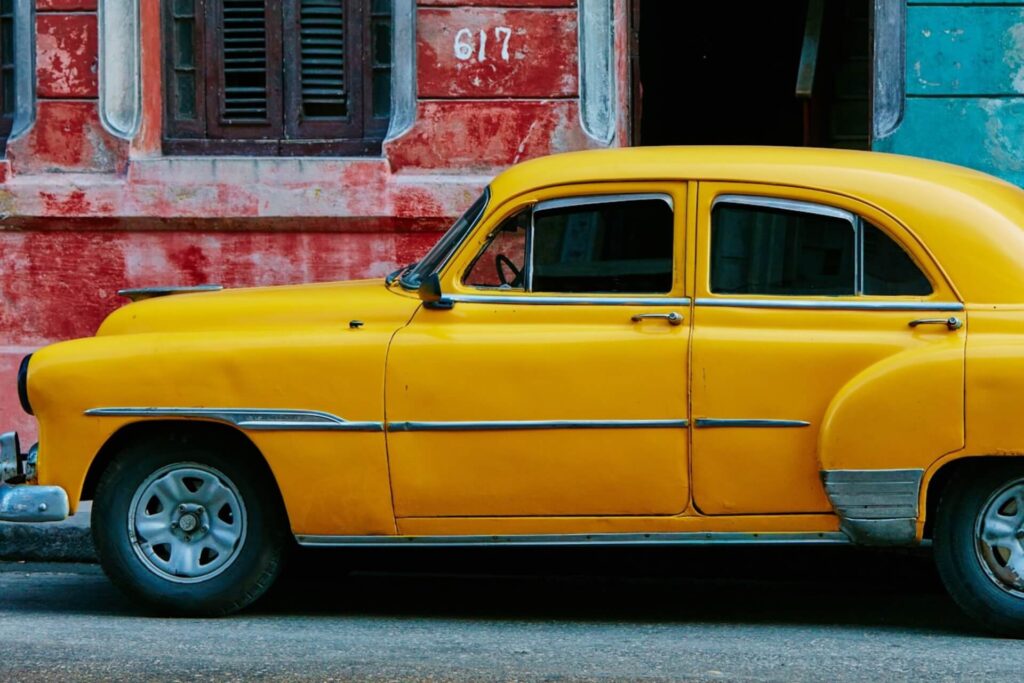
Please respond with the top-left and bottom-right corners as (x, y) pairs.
(0, 431), (69, 523)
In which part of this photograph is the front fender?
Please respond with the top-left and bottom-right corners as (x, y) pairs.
(27, 325), (402, 535)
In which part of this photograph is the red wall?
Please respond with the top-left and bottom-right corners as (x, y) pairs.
(0, 0), (607, 440)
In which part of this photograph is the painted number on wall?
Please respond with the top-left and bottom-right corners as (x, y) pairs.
(454, 27), (514, 62)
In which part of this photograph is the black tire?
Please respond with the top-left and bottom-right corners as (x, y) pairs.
(92, 435), (288, 616)
(934, 462), (1024, 637)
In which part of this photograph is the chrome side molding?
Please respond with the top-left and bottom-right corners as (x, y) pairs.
(821, 468), (924, 546)
(84, 408), (385, 432)
(694, 418), (810, 429)
(448, 294), (691, 307)
(696, 298), (963, 312)
(117, 285), (224, 302)
(296, 531), (850, 547)
(388, 419), (689, 432)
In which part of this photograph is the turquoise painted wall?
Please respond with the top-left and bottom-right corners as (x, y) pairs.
(874, 1), (1024, 186)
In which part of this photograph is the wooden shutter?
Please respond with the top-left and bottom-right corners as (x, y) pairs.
(205, 0), (283, 144)
(283, 0), (362, 145)
(164, 0), (207, 140)
(0, 0), (15, 145)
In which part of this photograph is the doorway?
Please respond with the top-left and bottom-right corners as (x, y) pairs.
(631, 1), (871, 149)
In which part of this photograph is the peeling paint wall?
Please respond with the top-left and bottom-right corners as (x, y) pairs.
(875, 2), (1024, 186)
(0, 0), (615, 439)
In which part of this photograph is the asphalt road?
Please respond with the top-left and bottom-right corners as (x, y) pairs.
(0, 546), (1020, 682)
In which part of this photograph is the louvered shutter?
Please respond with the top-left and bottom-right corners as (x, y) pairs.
(206, 0), (283, 143)
(283, 0), (363, 146)
(164, 0), (207, 140)
(0, 0), (14, 145)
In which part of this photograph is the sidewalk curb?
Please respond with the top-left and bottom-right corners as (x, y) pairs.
(0, 502), (96, 563)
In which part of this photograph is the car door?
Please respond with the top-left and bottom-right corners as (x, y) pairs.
(386, 184), (691, 519)
(690, 183), (965, 514)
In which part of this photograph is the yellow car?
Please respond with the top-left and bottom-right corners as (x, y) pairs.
(4, 146), (1024, 631)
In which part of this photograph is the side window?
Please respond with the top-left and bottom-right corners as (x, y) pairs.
(464, 210), (529, 289)
(532, 197), (673, 294)
(710, 197), (932, 297)
(463, 195), (675, 295)
(710, 202), (855, 296)
(862, 222), (932, 295)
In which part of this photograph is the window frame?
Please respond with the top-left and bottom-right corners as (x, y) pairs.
(162, 0), (391, 156)
(0, 0), (15, 150)
(460, 192), (678, 297)
(706, 193), (938, 299)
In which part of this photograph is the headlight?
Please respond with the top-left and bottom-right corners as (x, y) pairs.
(17, 354), (32, 415)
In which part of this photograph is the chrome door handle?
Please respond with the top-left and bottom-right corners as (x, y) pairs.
(631, 312), (684, 326)
(908, 316), (962, 330)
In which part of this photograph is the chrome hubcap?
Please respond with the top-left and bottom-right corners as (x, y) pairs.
(975, 478), (1024, 597)
(128, 463), (247, 583)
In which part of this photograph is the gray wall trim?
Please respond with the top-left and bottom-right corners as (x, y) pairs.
(822, 468), (924, 546)
(694, 418), (810, 429)
(9, 0), (35, 143)
(578, 0), (616, 145)
(872, 0), (905, 141)
(388, 419), (688, 433)
(84, 407), (384, 432)
(695, 298), (963, 312)
(297, 531), (851, 547)
(384, 0), (416, 143)
(98, 0), (142, 140)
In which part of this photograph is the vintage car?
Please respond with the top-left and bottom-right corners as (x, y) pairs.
(4, 146), (1024, 631)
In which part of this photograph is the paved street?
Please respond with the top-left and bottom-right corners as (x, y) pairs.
(0, 546), (1020, 682)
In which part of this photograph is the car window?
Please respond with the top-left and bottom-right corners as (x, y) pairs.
(464, 209), (529, 289)
(710, 202), (855, 296)
(710, 197), (934, 297)
(862, 222), (932, 295)
(531, 197), (673, 294)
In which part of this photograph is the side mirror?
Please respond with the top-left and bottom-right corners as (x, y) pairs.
(418, 273), (454, 310)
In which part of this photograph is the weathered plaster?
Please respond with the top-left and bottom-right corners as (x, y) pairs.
(578, 0), (615, 145)
(98, 0), (141, 139)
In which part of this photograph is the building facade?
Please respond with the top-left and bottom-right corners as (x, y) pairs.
(1, 0), (1022, 437)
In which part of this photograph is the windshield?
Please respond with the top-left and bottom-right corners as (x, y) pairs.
(400, 188), (490, 290)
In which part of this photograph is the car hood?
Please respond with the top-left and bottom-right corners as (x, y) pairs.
(96, 279), (422, 336)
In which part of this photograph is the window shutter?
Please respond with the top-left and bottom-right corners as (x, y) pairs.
(0, 0), (16, 143)
(164, 0), (207, 139)
(299, 0), (348, 119)
(206, 0), (283, 144)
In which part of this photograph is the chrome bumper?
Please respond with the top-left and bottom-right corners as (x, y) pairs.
(0, 431), (68, 523)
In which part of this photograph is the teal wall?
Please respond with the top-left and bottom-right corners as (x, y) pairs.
(874, 1), (1024, 186)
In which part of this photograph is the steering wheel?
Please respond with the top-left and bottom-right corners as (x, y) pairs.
(495, 254), (523, 288)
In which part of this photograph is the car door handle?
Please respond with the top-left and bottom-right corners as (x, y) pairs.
(908, 316), (963, 330)
(631, 312), (684, 326)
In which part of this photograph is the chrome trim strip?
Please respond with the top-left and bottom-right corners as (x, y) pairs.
(536, 193), (673, 213)
(712, 194), (856, 222)
(118, 285), (225, 302)
(694, 418), (810, 429)
(450, 295), (691, 307)
(84, 408), (384, 432)
(695, 298), (963, 312)
(297, 531), (850, 547)
(822, 468), (924, 546)
(387, 419), (688, 432)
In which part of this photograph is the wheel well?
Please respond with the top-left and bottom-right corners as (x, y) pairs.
(80, 421), (284, 516)
(923, 456), (1022, 539)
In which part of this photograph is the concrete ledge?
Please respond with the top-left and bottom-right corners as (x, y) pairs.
(0, 501), (95, 562)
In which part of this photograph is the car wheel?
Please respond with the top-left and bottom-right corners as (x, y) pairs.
(92, 438), (288, 616)
(934, 462), (1024, 636)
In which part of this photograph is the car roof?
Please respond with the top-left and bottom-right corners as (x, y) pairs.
(489, 147), (1024, 304)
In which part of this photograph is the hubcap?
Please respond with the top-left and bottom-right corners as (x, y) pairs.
(127, 463), (247, 583)
(975, 478), (1024, 597)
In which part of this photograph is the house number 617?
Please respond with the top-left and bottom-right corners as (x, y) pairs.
(454, 27), (513, 62)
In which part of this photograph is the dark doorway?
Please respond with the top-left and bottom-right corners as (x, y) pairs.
(632, 1), (871, 149)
